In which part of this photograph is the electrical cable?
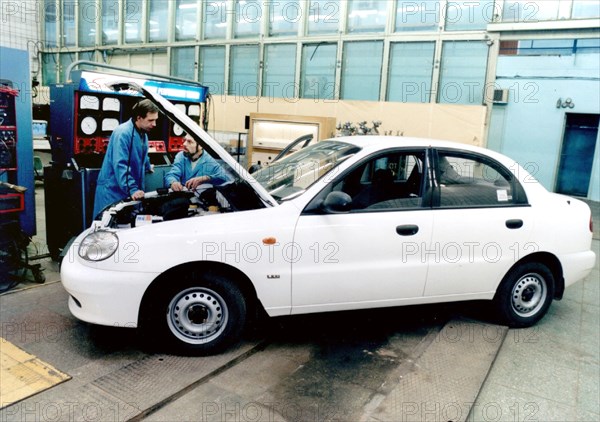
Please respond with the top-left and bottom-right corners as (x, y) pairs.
(0, 86), (19, 96)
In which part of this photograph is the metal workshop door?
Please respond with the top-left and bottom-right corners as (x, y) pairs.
(556, 113), (599, 197)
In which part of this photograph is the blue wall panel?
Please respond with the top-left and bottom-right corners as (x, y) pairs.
(488, 52), (600, 200)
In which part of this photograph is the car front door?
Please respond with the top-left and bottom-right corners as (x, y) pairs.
(290, 149), (434, 314)
(423, 149), (534, 298)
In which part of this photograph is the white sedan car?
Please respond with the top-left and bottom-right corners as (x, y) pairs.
(61, 86), (596, 355)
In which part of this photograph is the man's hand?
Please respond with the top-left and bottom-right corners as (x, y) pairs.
(170, 181), (184, 192)
(131, 190), (145, 200)
(185, 176), (210, 191)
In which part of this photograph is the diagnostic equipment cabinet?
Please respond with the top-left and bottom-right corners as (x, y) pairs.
(0, 47), (39, 285)
(0, 48), (35, 235)
(46, 70), (208, 259)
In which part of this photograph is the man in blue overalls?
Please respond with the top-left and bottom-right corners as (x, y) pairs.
(93, 99), (159, 216)
(165, 133), (230, 191)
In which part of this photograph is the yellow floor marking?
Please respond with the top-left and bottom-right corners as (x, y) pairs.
(0, 337), (70, 408)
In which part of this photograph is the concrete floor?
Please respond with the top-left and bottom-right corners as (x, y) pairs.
(475, 239), (600, 421)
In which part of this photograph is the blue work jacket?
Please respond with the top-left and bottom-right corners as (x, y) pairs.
(164, 150), (230, 188)
(93, 119), (151, 216)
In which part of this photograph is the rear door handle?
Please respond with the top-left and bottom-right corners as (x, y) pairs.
(396, 225), (419, 236)
(506, 219), (523, 229)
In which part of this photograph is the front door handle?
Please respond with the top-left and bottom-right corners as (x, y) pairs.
(506, 219), (523, 229)
(396, 225), (419, 236)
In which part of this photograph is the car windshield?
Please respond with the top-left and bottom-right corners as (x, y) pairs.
(253, 140), (360, 201)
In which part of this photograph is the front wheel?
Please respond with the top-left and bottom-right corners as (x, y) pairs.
(493, 262), (555, 328)
(143, 272), (247, 355)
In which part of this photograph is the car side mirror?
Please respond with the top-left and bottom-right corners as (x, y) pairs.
(322, 191), (352, 213)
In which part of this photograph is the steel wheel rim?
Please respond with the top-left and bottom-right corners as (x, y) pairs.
(511, 273), (547, 317)
(167, 287), (228, 344)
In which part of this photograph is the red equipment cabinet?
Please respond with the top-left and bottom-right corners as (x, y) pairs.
(0, 85), (24, 214)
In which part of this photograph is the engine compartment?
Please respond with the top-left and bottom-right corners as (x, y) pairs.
(106, 185), (233, 229)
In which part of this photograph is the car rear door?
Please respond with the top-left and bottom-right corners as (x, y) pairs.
(423, 149), (534, 297)
(290, 149), (434, 314)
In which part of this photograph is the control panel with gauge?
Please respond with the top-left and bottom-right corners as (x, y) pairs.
(75, 93), (124, 155)
(50, 72), (208, 166)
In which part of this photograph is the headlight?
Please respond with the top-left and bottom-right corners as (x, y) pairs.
(78, 230), (119, 261)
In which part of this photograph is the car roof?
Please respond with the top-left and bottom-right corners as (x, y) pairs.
(332, 136), (514, 164)
(335, 135), (481, 151)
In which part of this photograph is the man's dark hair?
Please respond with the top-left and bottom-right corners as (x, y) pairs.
(132, 99), (159, 119)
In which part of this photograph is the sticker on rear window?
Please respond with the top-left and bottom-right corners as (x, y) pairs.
(497, 189), (509, 202)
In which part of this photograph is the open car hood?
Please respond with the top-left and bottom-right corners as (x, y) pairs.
(110, 80), (278, 208)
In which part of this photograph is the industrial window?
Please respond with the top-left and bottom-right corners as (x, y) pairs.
(78, 0), (96, 47)
(521, 39), (574, 55)
(502, 0), (560, 22)
(445, 0), (495, 31)
(341, 41), (383, 101)
(500, 38), (599, 56)
(572, 0), (600, 18)
(234, 0), (261, 38)
(44, 0), (58, 48)
(307, 0), (341, 35)
(149, 1), (168, 43)
(204, 1), (227, 39)
(102, 0), (119, 45)
(175, 0), (198, 41)
(199, 46), (225, 95)
(301, 43), (337, 100)
(62, 1), (76, 46)
(269, 1), (300, 37)
(263, 44), (297, 99)
(42, 53), (57, 85)
(347, 0), (387, 33)
(171, 47), (196, 81)
(79, 51), (95, 62)
(438, 41), (488, 105)
(59, 53), (74, 83)
(387, 42), (435, 103)
(395, 0), (440, 32)
(229, 45), (260, 96)
(576, 38), (600, 54)
(124, 0), (143, 43)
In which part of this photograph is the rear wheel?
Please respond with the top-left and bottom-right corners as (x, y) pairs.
(143, 272), (247, 355)
(494, 262), (554, 328)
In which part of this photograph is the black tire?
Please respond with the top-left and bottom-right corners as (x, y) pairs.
(493, 262), (555, 328)
(142, 272), (247, 355)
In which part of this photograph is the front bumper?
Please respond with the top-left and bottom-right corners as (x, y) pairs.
(61, 255), (159, 327)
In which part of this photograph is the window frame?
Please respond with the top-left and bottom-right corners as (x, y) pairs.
(340, 40), (384, 101)
(387, 41), (436, 103)
(199, 45), (226, 95)
(431, 148), (529, 209)
(303, 147), (432, 214)
(300, 42), (338, 100)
